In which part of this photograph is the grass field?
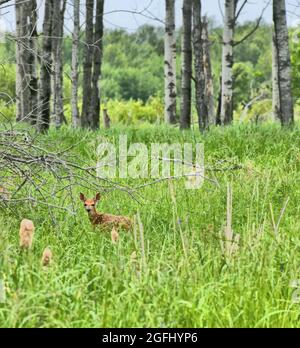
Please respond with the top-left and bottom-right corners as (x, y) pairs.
(0, 123), (300, 327)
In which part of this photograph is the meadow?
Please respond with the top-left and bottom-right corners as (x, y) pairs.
(0, 123), (299, 328)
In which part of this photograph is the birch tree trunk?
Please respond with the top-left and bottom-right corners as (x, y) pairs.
(38, 0), (54, 132)
(164, 0), (177, 124)
(202, 16), (215, 125)
(273, 0), (294, 126)
(88, 0), (104, 130)
(27, 0), (38, 125)
(180, 0), (192, 130)
(52, 0), (66, 128)
(71, 0), (80, 127)
(220, 0), (235, 125)
(81, 0), (94, 128)
(15, 0), (30, 123)
(192, 0), (208, 132)
(272, 32), (280, 122)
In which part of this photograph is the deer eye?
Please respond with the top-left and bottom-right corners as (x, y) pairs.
(91, 204), (95, 206)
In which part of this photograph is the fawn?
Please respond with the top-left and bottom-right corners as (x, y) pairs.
(19, 219), (35, 249)
(80, 193), (132, 232)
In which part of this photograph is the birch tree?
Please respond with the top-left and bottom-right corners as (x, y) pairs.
(273, 0), (294, 126)
(220, 0), (236, 125)
(180, 0), (192, 129)
(192, 0), (208, 131)
(27, 0), (38, 125)
(52, 0), (66, 128)
(38, 0), (54, 132)
(15, 0), (30, 122)
(89, 0), (104, 129)
(202, 16), (215, 125)
(81, 0), (94, 128)
(272, 32), (280, 122)
(164, 0), (177, 124)
(71, 0), (80, 127)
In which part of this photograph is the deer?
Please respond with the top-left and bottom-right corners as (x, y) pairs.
(79, 193), (132, 240)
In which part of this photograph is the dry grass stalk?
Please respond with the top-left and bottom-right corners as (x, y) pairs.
(19, 219), (35, 249)
(41, 247), (53, 266)
(111, 227), (119, 244)
(222, 184), (240, 259)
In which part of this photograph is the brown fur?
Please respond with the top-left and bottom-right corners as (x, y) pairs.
(19, 219), (35, 249)
(41, 247), (53, 266)
(80, 192), (132, 231)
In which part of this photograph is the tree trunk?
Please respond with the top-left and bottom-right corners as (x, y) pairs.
(81, 0), (94, 128)
(15, 0), (31, 123)
(202, 16), (215, 125)
(27, 0), (38, 125)
(180, 0), (192, 130)
(38, 0), (54, 132)
(273, 0), (294, 126)
(272, 31), (280, 122)
(216, 75), (222, 125)
(164, 0), (177, 124)
(220, 0), (235, 125)
(103, 108), (111, 129)
(88, 0), (104, 130)
(71, 0), (80, 128)
(192, 0), (208, 132)
(52, 0), (66, 128)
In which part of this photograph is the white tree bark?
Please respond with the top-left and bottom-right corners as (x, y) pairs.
(71, 0), (80, 127)
(164, 0), (177, 124)
(15, 0), (31, 123)
(28, 0), (38, 125)
(221, 0), (235, 125)
(273, 0), (294, 126)
(202, 16), (215, 125)
(38, 0), (54, 132)
(52, 0), (66, 128)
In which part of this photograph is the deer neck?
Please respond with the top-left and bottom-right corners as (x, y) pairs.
(88, 208), (102, 222)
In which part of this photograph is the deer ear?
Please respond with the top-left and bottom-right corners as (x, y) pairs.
(79, 193), (85, 201)
(95, 193), (100, 201)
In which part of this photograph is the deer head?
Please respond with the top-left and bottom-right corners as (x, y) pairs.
(79, 193), (100, 214)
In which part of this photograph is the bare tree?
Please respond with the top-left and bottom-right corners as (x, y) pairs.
(27, 0), (38, 125)
(180, 0), (192, 129)
(272, 32), (280, 122)
(38, 0), (54, 132)
(192, 0), (208, 132)
(15, 0), (30, 123)
(164, 0), (177, 124)
(81, 0), (94, 128)
(52, 0), (67, 128)
(273, 0), (294, 126)
(202, 16), (215, 125)
(88, 0), (104, 129)
(71, 0), (80, 127)
(220, 0), (236, 125)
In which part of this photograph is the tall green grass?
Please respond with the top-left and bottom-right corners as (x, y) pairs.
(0, 123), (300, 327)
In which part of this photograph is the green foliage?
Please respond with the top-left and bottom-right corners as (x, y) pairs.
(0, 100), (15, 121)
(290, 27), (300, 101)
(1, 124), (300, 327)
(0, 64), (16, 101)
(104, 97), (164, 124)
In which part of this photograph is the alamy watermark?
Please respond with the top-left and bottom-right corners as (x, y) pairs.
(0, 279), (6, 303)
(0, 15), (6, 44)
(96, 135), (204, 189)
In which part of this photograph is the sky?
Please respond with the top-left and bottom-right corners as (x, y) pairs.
(1, 0), (300, 34)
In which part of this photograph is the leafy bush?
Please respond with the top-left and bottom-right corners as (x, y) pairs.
(104, 97), (164, 125)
